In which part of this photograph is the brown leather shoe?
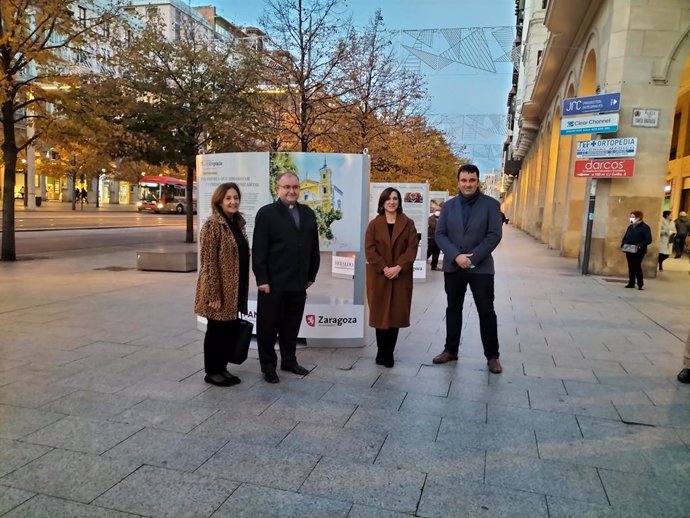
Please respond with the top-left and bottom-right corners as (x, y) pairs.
(487, 358), (503, 374)
(432, 351), (458, 364)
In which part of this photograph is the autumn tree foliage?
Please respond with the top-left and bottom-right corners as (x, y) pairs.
(81, 15), (264, 242)
(0, 0), (122, 260)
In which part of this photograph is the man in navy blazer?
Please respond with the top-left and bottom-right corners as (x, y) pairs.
(252, 171), (320, 383)
(433, 164), (504, 373)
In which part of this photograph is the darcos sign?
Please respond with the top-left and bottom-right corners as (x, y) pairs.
(573, 159), (634, 178)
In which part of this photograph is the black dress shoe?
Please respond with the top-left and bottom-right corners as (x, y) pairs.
(678, 368), (690, 384)
(281, 363), (309, 376)
(205, 373), (239, 387)
(263, 371), (280, 383)
(637, 286), (644, 291)
(624, 284), (635, 288)
(221, 370), (241, 384)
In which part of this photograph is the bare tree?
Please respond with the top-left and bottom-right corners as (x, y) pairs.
(259, 0), (352, 151)
(338, 10), (426, 153)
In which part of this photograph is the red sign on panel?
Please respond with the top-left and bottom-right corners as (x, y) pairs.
(574, 159), (635, 178)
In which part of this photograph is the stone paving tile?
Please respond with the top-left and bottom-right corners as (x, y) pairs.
(116, 380), (210, 403)
(111, 398), (218, 434)
(190, 410), (297, 446)
(195, 440), (319, 491)
(641, 387), (690, 406)
(613, 402), (690, 428)
(639, 445), (690, 482)
(598, 469), (689, 516)
(536, 433), (654, 473)
(0, 439), (52, 478)
(1, 494), (140, 518)
(372, 373), (452, 398)
(320, 383), (407, 409)
(527, 389), (622, 420)
(485, 452), (608, 504)
(344, 406), (441, 442)
(0, 405), (65, 440)
(398, 393), (487, 422)
(0, 449), (138, 504)
(375, 437), (485, 482)
(347, 504), (416, 517)
(187, 386), (277, 413)
(0, 381), (76, 409)
(417, 475), (548, 518)
(213, 483), (351, 517)
(40, 390), (146, 419)
(21, 415), (140, 455)
(259, 397), (357, 427)
(55, 370), (139, 394)
(546, 496), (653, 518)
(247, 378), (334, 402)
(306, 364), (381, 387)
(300, 457), (425, 514)
(94, 464), (237, 517)
(447, 380), (530, 407)
(72, 341), (145, 358)
(487, 373), (568, 394)
(0, 485), (34, 515)
(437, 417), (539, 457)
(523, 363), (599, 383)
(102, 427), (226, 471)
(486, 404), (583, 440)
(278, 422), (386, 464)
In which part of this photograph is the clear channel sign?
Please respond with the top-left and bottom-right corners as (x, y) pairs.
(560, 113), (619, 135)
(574, 159), (635, 178)
(575, 137), (637, 159)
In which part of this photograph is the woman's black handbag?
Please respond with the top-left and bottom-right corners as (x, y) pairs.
(227, 318), (253, 364)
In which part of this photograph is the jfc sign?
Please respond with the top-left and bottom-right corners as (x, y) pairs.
(563, 93), (621, 116)
(574, 159), (635, 178)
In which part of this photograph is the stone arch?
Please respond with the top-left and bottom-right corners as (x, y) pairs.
(652, 23), (690, 85)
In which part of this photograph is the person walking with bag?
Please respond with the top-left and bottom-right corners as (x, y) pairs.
(194, 182), (250, 387)
(621, 210), (652, 290)
(658, 210), (675, 271)
(365, 187), (419, 368)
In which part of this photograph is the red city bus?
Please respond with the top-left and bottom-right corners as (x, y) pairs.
(137, 176), (197, 214)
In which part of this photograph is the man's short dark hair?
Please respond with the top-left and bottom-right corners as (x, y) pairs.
(457, 164), (480, 179)
(663, 210), (671, 218)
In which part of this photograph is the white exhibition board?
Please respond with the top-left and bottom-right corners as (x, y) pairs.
(369, 182), (429, 280)
(196, 152), (369, 342)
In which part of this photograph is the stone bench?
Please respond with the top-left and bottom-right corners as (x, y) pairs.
(136, 247), (197, 272)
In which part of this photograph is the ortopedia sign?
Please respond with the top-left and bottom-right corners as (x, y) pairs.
(561, 113), (619, 135)
(576, 137), (637, 159)
(574, 159), (635, 178)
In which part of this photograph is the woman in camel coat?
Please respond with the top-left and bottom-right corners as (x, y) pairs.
(365, 187), (419, 367)
(194, 182), (249, 387)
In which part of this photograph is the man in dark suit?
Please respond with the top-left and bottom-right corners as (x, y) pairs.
(252, 171), (320, 383)
(433, 164), (504, 373)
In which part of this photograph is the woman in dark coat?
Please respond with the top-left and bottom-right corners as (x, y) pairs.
(194, 182), (250, 386)
(621, 210), (652, 290)
(365, 187), (419, 367)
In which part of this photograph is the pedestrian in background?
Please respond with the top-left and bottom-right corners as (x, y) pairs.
(365, 187), (419, 368)
(674, 211), (690, 258)
(194, 182), (249, 387)
(678, 329), (690, 384)
(252, 171), (320, 383)
(658, 210), (675, 271)
(433, 164), (504, 374)
(621, 210), (652, 290)
(427, 203), (442, 270)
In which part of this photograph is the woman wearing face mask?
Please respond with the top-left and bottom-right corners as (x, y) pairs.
(194, 182), (250, 386)
(620, 210), (652, 290)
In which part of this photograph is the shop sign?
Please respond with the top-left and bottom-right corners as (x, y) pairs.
(574, 159), (635, 178)
(561, 113), (619, 135)
(576, 137), (637, 159)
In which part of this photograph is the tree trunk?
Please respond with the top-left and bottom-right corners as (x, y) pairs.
(1, 100), (18, 261)
(71, 172), (77, 211)
(185, 163), (194, 243)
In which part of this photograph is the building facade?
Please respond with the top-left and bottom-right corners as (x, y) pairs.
(503, 0), (690, 277)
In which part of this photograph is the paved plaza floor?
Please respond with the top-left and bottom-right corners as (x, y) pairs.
(0, 226), (689, 517)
